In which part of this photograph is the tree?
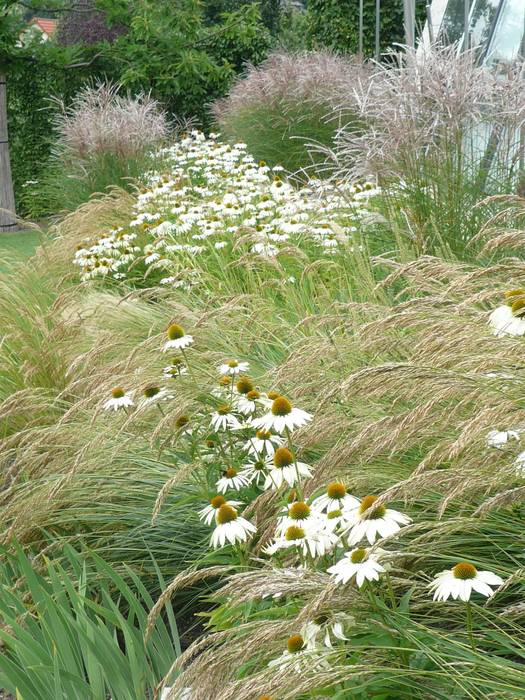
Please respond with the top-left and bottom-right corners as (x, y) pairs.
(98, 0), (271, 124)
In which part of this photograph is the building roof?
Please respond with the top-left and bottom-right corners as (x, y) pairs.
(30, 18), (58, 36)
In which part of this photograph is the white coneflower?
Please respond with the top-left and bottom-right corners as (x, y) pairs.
(234, 375), (255, 396)
(268, 634), (328, 672)
(489, 290), (525, 337)
(140, 385), (172, 406)
(344, 496), (411, 545)
(236, 389), (263, 416)
(163, 323), (194, 351)
(327, 548), (385, 588)
(246, 429), (283, 457)
(198, 495), (242, 525)
(240, 456), (272, 486)
(216, 467), (250, 493)
(264, 447), (312, 489)
(312, 482), (360, 513)
(218, 359), (250, 376)
(429, 562), (503, 601)
(253, 396), (312, 434)
(276, 501), (319, 537)
(210, 504), (256, 548)
(210, 404), (242, 431)
(302, 614), (350, 649)
(163, 358), (188, 378)
(103, 387), (134, 411)
(486, 429), (520, 449)
(264, 521), (338, 558)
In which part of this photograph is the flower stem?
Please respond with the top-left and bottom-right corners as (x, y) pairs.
(465, 601), (476, 652)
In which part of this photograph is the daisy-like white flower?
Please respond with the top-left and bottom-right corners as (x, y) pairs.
(216, 467), (250, 493)
(327, 547), (385, 588)
(163, 323), (194, 351)
(198, 494), (243, 525)
(210, 504), (256, 548)
(140, 385), (172, 406)
(253, 395), (312, 434)
(489, 290), (525, 337)
(264, 447), (312, 490)
(276, 500), (320, 537)
(268, 634), (328, 672)
(344, 496), (411, 545)
(429, 562), (503, 602)
(246, 429), (284, 457)
(312, 482), (360, 513)
(486, 429), (520, 449)
(236, 389), (263, 415)
(264, 521), (338, 558)
(240, 455), (272, 486)
(103, 387), (134, 412)
(210, 404), (242, 431)
(302, 613), (350, 649)
(218, 359), (250, 376)
(234, 375), (254, 395)
(163, 357), (188, 378)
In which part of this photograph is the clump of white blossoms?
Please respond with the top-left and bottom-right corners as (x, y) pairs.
(489, 289), (525, 337)
(103, 387), (134, 411)
(344, 495), (411, 545)
(73, 132), (377, 285)
(429, 562), (503, 601)
(327, 548), (385, 588)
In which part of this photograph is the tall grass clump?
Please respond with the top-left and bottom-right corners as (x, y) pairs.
(30, 82), (170, 215)
(332, 45), (525, 255)
(213, 50), (368, 176)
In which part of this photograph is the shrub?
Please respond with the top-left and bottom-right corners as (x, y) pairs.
(212, 50), (368, 175)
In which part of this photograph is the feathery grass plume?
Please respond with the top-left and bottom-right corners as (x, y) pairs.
(32, 82), (170, 214)
(329, 45), (525, 255)
(213, 50), (369, 176)
(52, 81), (169, 159)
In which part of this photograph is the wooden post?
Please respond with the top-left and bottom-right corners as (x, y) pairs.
(0, 72), (18, 232)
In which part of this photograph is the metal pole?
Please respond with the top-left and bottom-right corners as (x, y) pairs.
(403, 0), (415, 48)
(359, 0), (364, 57)
(375, 0), (380, 61)
(426, 3), (434, 44)
(463, 0), (470, 50)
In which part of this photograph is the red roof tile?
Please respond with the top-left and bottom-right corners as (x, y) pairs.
(31, 18), (57, 36)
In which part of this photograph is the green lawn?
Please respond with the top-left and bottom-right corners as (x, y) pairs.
(0, 229), (41, 271)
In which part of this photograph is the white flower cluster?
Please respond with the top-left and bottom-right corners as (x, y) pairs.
(73, 131), (379, 284)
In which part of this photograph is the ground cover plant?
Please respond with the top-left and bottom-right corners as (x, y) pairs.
(0, 46), (524, 700)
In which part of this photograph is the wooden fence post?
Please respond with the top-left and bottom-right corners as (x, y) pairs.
(0, 72), (18, 232)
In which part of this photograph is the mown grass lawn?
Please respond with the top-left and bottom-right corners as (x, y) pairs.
(0, 229), (41, 271)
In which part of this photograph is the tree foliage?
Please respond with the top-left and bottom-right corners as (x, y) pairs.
(98, 0), (271, 123)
